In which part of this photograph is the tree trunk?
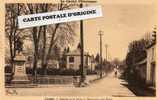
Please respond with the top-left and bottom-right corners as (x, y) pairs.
(41, 26), (47, 75)
(9, 35), (14, 69)
(32, 27), (38, 76)
(43, 24), (59, 70)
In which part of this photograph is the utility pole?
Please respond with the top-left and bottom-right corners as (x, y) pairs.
(98, 30), (103, 78)
(105, 44), (108, 61)
(104, 44), (108, 76)
(80, 3), (86, 85)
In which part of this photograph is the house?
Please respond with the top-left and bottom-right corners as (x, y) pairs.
(65, 49), (93, 70)
(36, 59), (59, 69)
(90, 56), (97, 71)
(135, 44), (156, 87)
(146, 42), (156, 86)
(135, 29), (156, 87)
(135, 58), (147, 83)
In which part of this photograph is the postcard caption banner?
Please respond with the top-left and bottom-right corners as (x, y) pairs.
(18, 6), (103, 28)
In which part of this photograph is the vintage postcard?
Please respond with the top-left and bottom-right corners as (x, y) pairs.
(0, 0), (158, 100)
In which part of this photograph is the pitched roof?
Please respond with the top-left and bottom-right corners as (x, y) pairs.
(65, 49), (90, 56)
(135, 58), (147, 65)
(146, 42), (156, 49)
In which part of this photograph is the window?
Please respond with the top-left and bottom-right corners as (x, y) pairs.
(152, 48), (155, 60)
(69, 64), (74, 69)
(69, 56), (74, 63)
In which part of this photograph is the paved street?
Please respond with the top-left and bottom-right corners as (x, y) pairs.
(6, 72), (135, 97)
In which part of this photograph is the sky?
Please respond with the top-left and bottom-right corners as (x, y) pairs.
(72, 2), (158, 61)
(5, 1), (158, 61)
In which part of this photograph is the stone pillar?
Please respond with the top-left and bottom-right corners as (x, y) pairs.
(11, 52), (30, 84)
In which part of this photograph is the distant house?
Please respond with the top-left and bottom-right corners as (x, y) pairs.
(90, 56), (97, 71)
(36, 59), (59, 69)
(47, 59), (59, 69)
(65, 49), (93, 70)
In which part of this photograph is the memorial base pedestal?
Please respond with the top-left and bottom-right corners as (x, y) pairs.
(12, 75), (30, 84)
(11, 52), (30, 84)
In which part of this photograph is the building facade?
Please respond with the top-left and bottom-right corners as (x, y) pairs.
(66, 49), (93, 70)
(135, 42), (156, 88)
(146, 43), (156, 86)
(135, 58), (147, 83)
(135, 28), (156, 88)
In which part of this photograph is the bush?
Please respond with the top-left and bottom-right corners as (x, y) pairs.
(26, 67), (33, 74)
(47, 68), (60, 75)
(25, 67), (97, 76)
(59, 69), (76, 75)
(87, 69), (97, 75)
(5, 65), (12, 73)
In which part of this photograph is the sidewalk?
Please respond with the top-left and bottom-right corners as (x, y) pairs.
(122, 81), (156, 96)
(120, 75), (156, 96)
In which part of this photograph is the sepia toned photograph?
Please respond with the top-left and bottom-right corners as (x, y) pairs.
(4, 1), (157, 97)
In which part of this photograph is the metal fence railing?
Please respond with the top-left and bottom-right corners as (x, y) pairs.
(28, 75), (74, 85)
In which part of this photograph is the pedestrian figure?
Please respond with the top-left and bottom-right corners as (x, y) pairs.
(114, 67), (118, 77)
(115, 70), (117, 77)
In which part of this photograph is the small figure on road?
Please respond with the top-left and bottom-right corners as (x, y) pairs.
(115, 70), (117, 77)
(114, 67), (118, 77)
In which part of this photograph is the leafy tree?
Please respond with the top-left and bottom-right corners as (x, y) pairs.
(125, 38), (150, 81)
(5, 4), (31, 67)
(40, 3), (77, 74)
(126, 39), (148, 67)
(5, 3), (77, 76)
(26, 4), (49, 75)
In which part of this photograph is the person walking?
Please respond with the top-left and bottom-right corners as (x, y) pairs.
(114, 66), (118, 77)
